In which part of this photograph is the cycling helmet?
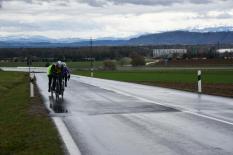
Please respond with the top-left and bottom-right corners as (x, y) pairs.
(56, 61), (62, 68)
(62, 62), (67, 67)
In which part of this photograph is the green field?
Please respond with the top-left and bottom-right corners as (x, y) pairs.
(0, 71), (63, 155)
(74, 69), (233, 97)
(0, 62), (46, 67)
(74, 69), (233, 84)
(67, 61), (103, 69)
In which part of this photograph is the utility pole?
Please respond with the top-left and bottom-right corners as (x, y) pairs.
(90, 37), (93, 55)
(217, 41), (220, 49)
(27, 56), (32, 74)
(27, 56), (34, 97)
(90, 37), (95, 77)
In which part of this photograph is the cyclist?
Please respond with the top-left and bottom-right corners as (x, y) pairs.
(62, 62), (71, 87)
(47, 63), (56, 92)
(53, 61), (64, 94)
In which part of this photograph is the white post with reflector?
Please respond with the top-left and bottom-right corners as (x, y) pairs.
(197, 70), (202, 93)
(30, 73), (35, 98)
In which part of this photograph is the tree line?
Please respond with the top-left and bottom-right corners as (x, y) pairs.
(0, 44), (232, 62)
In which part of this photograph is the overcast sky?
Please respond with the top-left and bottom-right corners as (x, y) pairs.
(0, 0), (233, 39)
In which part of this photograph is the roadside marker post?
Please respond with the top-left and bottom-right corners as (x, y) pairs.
(91, 68), (94, 77)
(27, 57), (34, 98)
(197, 70), (202, 93)
(29, 72), (35, 98)
(84, 57), (95, 77)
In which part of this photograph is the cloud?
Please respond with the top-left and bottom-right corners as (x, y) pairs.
(0, 0), (227, 7)
(190, 11), (233, 20)
(78, 0), (106, 7)
(107, 0), (201, 6)
(216, 12), (233, 19)
(0, 0), (2, 8)
(0, 0), (232, 38)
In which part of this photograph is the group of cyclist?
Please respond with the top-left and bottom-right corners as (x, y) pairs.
(47, 61), (71, 93)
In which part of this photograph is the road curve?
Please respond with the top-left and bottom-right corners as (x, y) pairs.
(34, 73), (233, 155)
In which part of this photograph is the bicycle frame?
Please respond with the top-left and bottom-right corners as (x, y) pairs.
(50, 76), (65, 100)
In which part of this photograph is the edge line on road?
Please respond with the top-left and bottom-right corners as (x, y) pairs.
(184, 111), (233, 126)
(53, 117), (82, 155)
(75, 77), (233, 127)
(35, 74), (82, 155)
(114, 89), (233, 126)
(114, 88), (233, 126)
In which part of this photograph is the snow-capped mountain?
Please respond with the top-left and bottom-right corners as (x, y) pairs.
(188, 26), (233, 33)
(0, 35), (84, 43)
(0, 26), (233, 47)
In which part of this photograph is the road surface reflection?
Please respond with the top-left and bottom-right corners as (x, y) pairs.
(49, 95), (68, 113)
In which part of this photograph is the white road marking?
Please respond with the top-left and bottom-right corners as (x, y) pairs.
(114, 88), (233, 126)
(184, 111), (233, 126)
(34, 73), (82, 155)
(53, 117), (82, 155)
(74, 76), (233, 127)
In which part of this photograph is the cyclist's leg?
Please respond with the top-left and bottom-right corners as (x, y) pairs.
(48, 75), (52, 92)
(59, 75), (62, 91)
(64, 74), (67, 87)
(52, 75), (56, 90)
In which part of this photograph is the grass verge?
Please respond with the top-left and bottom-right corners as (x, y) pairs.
(74, 69), (233, 98)
(0, 71), (64, 155)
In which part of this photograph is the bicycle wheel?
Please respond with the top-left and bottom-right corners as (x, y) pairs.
(55, 80), (60, 101)
(61, 91), (64, 100)
(51, 83), (53, 96)
(50, 78), (55, 96)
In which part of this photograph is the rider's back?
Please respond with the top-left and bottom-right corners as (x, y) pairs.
(47, 64), (53, 75)
(54, 65), (63, 75)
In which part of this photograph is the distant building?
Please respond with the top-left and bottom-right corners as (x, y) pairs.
(217, 48), (233, 59)
(217, 49), (233, 53)
(153, 49), (187, 58)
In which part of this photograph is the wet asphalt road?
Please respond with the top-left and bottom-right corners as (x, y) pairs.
(35, 73), (233, 155)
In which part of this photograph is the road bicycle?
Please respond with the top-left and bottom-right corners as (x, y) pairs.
(51, 76), (65, 100)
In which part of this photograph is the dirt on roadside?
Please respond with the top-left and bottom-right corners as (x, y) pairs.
(28, 79), (49, 117)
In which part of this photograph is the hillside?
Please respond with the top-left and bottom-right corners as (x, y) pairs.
(0, 31), (233, 47)
(128, 31), (233, 45)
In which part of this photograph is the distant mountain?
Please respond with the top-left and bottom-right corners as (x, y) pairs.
(127, 31), (233, 45)
(0, 35), (84, 44)
(0, 35), (127, 47)
(1, 29), (233, 48)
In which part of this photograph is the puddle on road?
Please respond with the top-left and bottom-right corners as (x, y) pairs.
(87, 104), (180, 116)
